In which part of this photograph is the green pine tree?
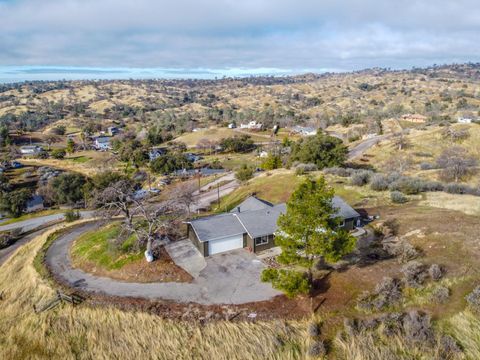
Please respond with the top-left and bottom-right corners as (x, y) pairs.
(261, 177), (356, 297)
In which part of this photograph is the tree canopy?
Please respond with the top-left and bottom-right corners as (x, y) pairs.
(289, 133), (347, 169)
(262, 177), (356, 297)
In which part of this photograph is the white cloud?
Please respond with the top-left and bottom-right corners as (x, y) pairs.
(0, 0), (479, 72)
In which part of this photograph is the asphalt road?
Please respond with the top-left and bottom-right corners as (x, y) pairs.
(348, 134), (389, 160)
(46, 222), (280, 305)
(0, 211), (95, 233)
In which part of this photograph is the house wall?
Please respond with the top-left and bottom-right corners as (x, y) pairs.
(251, 234), (275, 253)
(187, 224), (207, 256)
(343, 218), (359, 231)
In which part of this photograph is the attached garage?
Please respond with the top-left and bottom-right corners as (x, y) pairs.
(208, 234), (243, 255)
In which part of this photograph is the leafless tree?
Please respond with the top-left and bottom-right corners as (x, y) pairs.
(93, 180), (185, 262)
(383, 154), (412, 174)
(168, 180), (197, 215)
(436, 146), (477, 182)
(392, 131), (410, 151)
(442, 126), (470, 143)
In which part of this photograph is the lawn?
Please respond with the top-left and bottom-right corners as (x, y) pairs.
(70, 222), (192, 283)
(71, 222), (141, 270)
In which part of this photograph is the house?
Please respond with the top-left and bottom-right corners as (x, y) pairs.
(185, 153), (203, 163)
(94, 136), (111, 151)
(228, 123), (237, 129)
(149, 147), (167, 161)
(186, 195), (360, 257)
(258, 150), (269, 158)
(20, 145), (42, 155)
(107, 126), (120, 136)
(173, 167), (225, 178)
(401, 114), (427, 123)
(240, 121), (263, 130)
(458, 117), (473, 124)
(292, 126), (317, 136)
(26, 195), (44, 213)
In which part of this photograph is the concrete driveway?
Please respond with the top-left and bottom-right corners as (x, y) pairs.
(46, 223), (281, 305)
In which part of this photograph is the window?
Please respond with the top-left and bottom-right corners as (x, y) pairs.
(338, 220), (345, 228)
(255, 235), (269, 246)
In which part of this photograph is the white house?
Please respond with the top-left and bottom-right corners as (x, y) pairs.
(228, 123), (237, 129)
(94, 136), (111, 151)
(20, 145), (42, 155)
(458, 117), (473, 124)
(292, 126), (317, 136)
(240, 121), (263, 130)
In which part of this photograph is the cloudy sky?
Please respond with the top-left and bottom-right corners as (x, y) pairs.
(1, 0), (480, 81)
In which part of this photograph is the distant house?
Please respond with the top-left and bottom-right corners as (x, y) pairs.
(401, 114), (427, 123)
(94, 136), (111, 151)
(20, 145), (42, 155)
(185, 153), (203, 162)
(107, 126), (120, 136)
(240, 121), (263, 130)
(26, 195), (44, 213)
(291, 126), (317, 136)
(228, 123), (237, 129)
(185, 195), (360, 257)
(149, 147), (167, 161)
(173, 168), (225, 178)
(258, 151), (269, 158)
(458, 117), (473, 124)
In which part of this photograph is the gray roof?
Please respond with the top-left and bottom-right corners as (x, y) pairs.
(188, 195), (359, 242)
(235, 203), (286, 238)
(230, 196), (273, 213)
(332, 196), (360, 219)
(188, 213), (245, 242)
(27, 195), (44, 208)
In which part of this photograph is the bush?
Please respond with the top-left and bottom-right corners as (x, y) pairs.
(323, 167), (352, 177)
(235, 164), (254, 182)
(370, 174), (389, 191)
(389, 177), (425, 195)
(430, 286), (450, 303)
(350, 170), (372, 186)
(439, 335), (463, 357)
(0, 232), (15, 249)
(307, 322), (321, 337)
(428, 264), (444, 281)
(307, 340), (326, 357)
(261, 268), (310, 298)
(419, 162), (435, 170)
(465, 285), (480, 311)
(294, 163), (318, 175)
(261, 154), (282, 170)
(357, 277), (403, 311)
(401, 261), (427, 288)
(444, 182), (470, 194)
(51, 148), (66, 159)
(64, 209), (81, 222)
(402, 310), (435, 346)
(390, 191), (408, 203)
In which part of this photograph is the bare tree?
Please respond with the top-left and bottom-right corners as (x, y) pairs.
(442, 126), (470, 143)
(392, 131), (410, 151)
(436, 146), (477, 182)
(93, 180), (185, 262)
(168, 180), (197, 215)
(383, 153), (412, 174)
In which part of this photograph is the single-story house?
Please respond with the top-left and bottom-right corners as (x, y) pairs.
(186, 195), (360, 257)
(107, 126), (120, 136)
(240, 121), (263, 130)
(20, 145), (42, 155)
(26, 195), (44, 213)
(149, 147), (167, 161)
(458, 117), (473, 124)
(292, 126), (317, 136)
(94, 136), (111, 151)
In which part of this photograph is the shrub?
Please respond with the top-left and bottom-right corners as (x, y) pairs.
(444, 182), (470, 194)
(389, 177), (425, 195)
(307, 322), (321, 337)
(402, 310), (435, 346)
(465, 285), (480, 311)
(370, 174), (389, 191)
(419, 162), (435, 170)
(294, 163), (318, 175)
(357, 277), (403, 311)
(261, 268), (310, 298)
(439, 335), (463, 357)
(401, 261), (427, 288)
(307, 340), (326, 357)
(323, 167), (352, 177)
(64, 209), (81, 222)
(350, 170), (372, 186)
(0, 232), (15, 249)
(51, 148), (66, 159)
(428, 264), (444, 281)
(235, 164), (254, 182)
(430, 286), (450, 303)
(390, 191), (408, 203)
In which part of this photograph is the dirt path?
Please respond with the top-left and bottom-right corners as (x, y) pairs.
(45, 222), (280, 305)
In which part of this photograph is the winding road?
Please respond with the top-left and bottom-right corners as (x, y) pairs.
(45, 222), (280, 305)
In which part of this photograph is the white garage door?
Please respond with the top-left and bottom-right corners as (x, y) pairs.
(208, 234), (243, 255)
